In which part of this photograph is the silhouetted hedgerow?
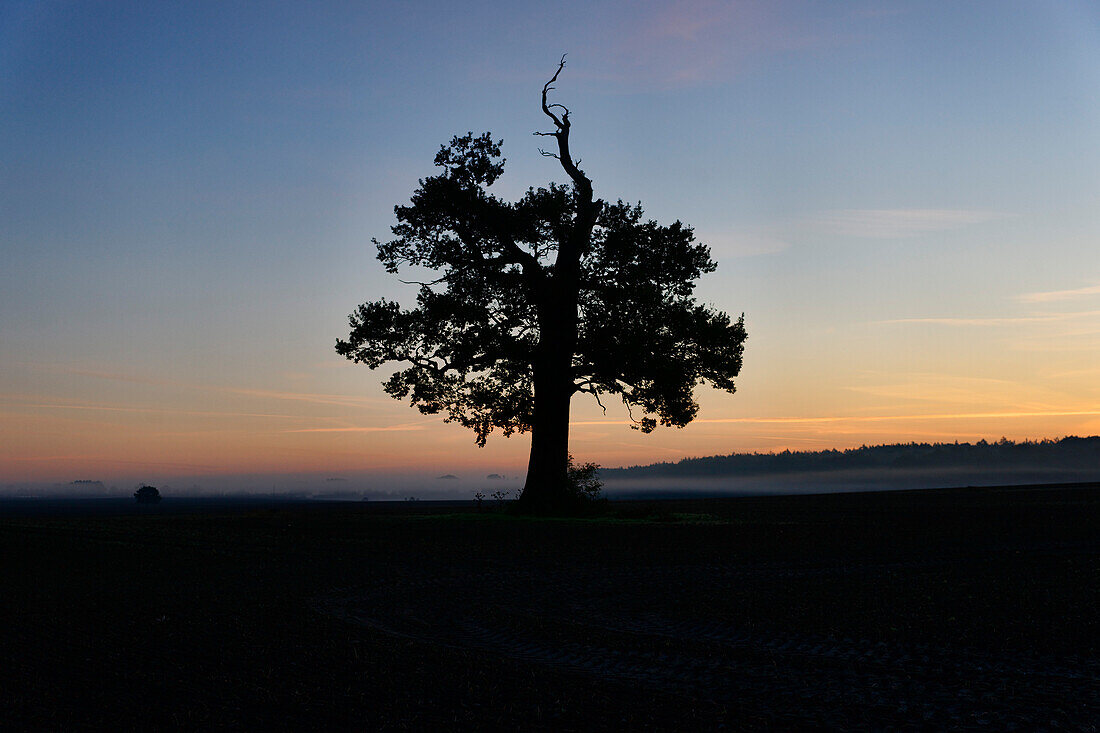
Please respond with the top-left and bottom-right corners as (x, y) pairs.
(605, 436), (1100, 478)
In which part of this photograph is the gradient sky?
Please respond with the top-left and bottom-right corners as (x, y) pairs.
(3, 1), (1100, 488)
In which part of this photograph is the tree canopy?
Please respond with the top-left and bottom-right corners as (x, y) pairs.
(338, 58), (746, 508)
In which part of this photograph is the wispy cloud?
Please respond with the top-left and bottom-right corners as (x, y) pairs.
(226, 388), (390, 409)
(481, 4), (884, 90)
(593, 0), (855, 88)
(753, 435), (838, 443)
(1011, 334), (1100, 353)
(1, 394), (311, 421)
(1042, 367), (1100, 379)
(844, 374), (1026, 406)
(1018, 283), (1100, 303)
(4, 455), (219, 470)
(818, 209), (1007, 238)
(281, 423), (428, 434)
(572, 408), (1100, 427)
(876, 310), (1100, 327)
(852, 6), (910, 19)
(29, 365), (393, 409)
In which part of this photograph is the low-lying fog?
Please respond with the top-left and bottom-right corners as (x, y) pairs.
(601, 465), (1100, 499)
(4, 465), (1099, 502)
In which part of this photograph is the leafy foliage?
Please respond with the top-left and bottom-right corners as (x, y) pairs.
(566, 455), (603, 502)
(336, 132), (746, 444)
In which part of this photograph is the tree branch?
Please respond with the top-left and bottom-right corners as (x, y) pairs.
(589, 389), (606, 414)
(497, 235), (543, 276)
(448, 215), (542, 283)
(533, 54), (593, 196)
(575, 381), (607, 413)
(397, 276), (447, 287)
(412, 348), (494, 377)
(540, 54), (568, 129)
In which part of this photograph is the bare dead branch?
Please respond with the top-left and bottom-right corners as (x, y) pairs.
(534, 54), (595, 197)
(540, 54), (568, 129)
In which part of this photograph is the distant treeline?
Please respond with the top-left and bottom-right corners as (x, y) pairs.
(605, 436), (1100, 478)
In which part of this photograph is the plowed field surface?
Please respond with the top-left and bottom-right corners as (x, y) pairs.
(3, 485), (1098, 730)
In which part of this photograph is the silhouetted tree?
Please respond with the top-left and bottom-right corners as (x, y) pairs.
(134, 485), (161, 504)
(337, 57), (747, 511)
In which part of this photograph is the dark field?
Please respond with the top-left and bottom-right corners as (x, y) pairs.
(3, 485), (1099, 730)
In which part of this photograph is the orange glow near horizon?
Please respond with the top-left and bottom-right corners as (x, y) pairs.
(6, 284), (1100, 486)
(4, 351), (1100, 485)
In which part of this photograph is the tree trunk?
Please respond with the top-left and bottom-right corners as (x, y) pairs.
(519, 361), (573, 511)
(519, 58), (601, 512)
(518, 301), (577, 511)
(517, 191), (598, 512)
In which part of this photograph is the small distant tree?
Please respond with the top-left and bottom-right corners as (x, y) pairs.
(337, 57), (747, 512)
(134, 485), (161, 504)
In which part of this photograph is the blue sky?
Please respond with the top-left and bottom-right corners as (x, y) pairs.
(3, 1), (1100, 487)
